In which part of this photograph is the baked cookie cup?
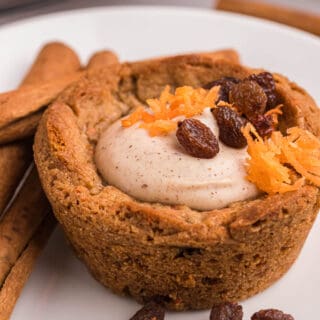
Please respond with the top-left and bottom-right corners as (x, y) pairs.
(34, 52), (320, 310)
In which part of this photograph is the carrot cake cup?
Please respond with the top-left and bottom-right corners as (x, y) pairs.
(34, 52), (320, 310)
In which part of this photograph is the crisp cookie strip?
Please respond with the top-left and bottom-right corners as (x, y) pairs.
(34, 53), (320, 310)
(0, 142), (32, 215)
(0, 213), (55, 320)
(0, 167), (50, 285)
(0, 42), (81, 144)
(0, 72), (82, 143)
(21, 42), (81, 85)
(0, 112), (42, 144)
(0, 42), (81, 319)
(0, 41), (80, 212)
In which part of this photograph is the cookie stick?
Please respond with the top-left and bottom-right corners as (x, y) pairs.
(0, 167), (50, 285)
(0, 42), (81, 144)
(0, 213), (56, 320)
(0, 142), (32, 215)
(87, 50), (119, 70)
(0, 43), (76, 212)
(0, 42), (81, 212)
(21, 42), (80, 86)
(0, 41), (81, 277)
(0, 42), (81, 317)
(0, 49), (117, 144)
(0, 47), (113, 143)
(0, 72), (82, 144)
(0, 113), (43, 145)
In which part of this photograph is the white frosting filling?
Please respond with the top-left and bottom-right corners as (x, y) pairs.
(95, 108), (259, 211)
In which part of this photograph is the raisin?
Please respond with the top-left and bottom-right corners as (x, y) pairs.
(229, 80), (267, 117)
(203, 77), (240, 103)
(250, 114), (274, 138)
(210, 302), (243, 320)
(251, 309), (294, 320)
(213, 106), (247, 148)
(248, 72), (277, 109)
(176, 118), (219, 158)
(129, 301), (165, 320)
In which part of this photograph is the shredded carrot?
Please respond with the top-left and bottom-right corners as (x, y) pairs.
(121, 85), (219, 136)
(265, 104), (283, 125)
(278, 127), (320, 186)
(242, 124), (320, 194)
(121, 84), (320, 194)
(265, 104), (283, 116)
(140, 120), (177, 137)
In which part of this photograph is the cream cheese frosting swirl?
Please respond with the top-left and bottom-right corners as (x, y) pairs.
(95, 108), (259, 211)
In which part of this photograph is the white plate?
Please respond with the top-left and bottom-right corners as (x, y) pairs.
(0, 6), (319, 320)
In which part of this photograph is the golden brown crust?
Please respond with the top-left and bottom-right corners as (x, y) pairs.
(34, 52), (320, 310)
(275, 73), (320, 137)
(120, 53), (249, 103)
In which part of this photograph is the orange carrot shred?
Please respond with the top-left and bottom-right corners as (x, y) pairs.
(242, 124), (320, 194)
(121, 85), (219, 136)
(265, 104), (283, 125)
(265, 104), (283, 116)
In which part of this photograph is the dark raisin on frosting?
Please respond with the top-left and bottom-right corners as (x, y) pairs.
(176, 118), (219, 159)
